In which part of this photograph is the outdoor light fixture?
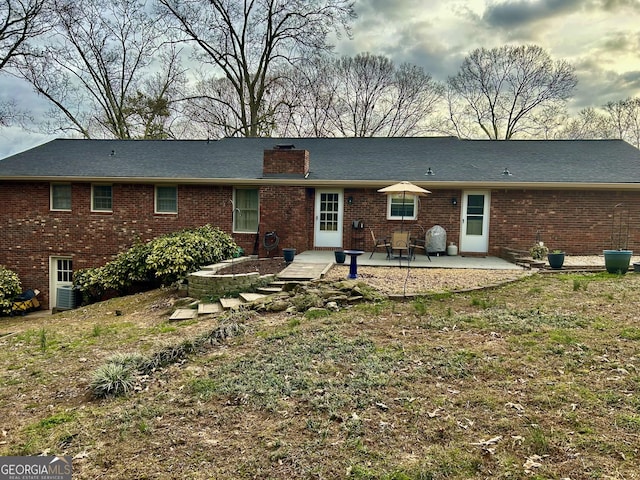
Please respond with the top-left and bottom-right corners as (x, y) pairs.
(425, 167), (434, 176)
(451, 197), (458, 206)
(347, 196), (353, 205)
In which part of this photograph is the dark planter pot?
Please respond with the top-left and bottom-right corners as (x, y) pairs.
(334, 250), (346, 264)
(547, 252), (565, 269)
(282, 248), (296, 263)
(603, 250), (633, 274)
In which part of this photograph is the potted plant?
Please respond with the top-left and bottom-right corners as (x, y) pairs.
(282, 248), (296, 263)
(604, 203), (633, 274)
(547, 249), (565, 269)
(529, 242), (548, 261)
(334, 249), (346, 264)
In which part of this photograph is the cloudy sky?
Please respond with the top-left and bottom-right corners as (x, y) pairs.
(1, 0), (639, 158)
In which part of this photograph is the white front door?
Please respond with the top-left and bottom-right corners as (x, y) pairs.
(49, 257), (73, 309)
(460, 191), (490, 253)
(314, 190), (343, 248)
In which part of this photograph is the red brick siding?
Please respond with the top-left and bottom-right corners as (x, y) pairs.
(489, 189), (639, 255)
(0, 181), (239, 307)
(3, 179), (639, 307)
(343, 188), (462, 250)
(258, 186), (314, 256)
(263, 149), (309, 175)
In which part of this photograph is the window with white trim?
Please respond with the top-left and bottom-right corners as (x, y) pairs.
(51, 183), (71, 211)
(57, 258), (73, 283)
(155, 186), (177, 214)
(233, 188), (259, 233)
(92, 184), (113, 212)
(387, 193), (417, 220)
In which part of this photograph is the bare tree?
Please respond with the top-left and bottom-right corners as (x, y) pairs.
(271, 55), (338, 137)
(16, 0), (184, 139)
(604, 97), (640, 149)
(447, 45), (577, 140)
(528, 104), (569, 140)
(0, 0), (48, 70)
(561, 107), (614, 140)
(0, 0), (48, 125)
(158, 0), (355, 137)
(323, 53), (442, 137)
(122, 47), (188, 139)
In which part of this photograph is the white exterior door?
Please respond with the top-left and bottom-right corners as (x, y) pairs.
(49, 257), (73, 309)
(460, 191), (490, 253)
(314, 190), (343, 248)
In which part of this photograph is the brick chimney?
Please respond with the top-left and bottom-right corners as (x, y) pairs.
(263, 144), (310, 176)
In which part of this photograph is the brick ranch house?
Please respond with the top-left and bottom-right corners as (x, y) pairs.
(1, 136), (640, 309)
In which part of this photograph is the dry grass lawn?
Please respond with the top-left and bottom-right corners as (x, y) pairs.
(1, 269), (639, 479)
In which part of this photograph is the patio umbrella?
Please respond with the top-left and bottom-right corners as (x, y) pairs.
(378, 181), (431, 231)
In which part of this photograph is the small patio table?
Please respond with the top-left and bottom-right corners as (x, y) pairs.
(343, 249), (365, 279)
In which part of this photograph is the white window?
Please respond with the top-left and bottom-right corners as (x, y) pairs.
(155, 186), (178, 214)
(92, 184), (112, 212)
(387, 193), (417, 220)
(57, 258), (73, 283)
(233, 188), (259, 233)
(51, 183), (71, 211)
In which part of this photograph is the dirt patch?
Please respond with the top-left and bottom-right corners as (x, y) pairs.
(323, 265), (530, 295)
(216, 257), (288, 275)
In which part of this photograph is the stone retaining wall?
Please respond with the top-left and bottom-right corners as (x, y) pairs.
(187, 257), (275, 299)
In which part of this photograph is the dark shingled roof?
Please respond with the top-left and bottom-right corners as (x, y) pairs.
(1, 137), (640, 185)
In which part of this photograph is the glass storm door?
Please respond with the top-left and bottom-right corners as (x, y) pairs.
(314, 190), (343, 248)
(460, 191), (490, 253)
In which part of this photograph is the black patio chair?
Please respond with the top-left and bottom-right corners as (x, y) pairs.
(369, 228), (391, 259)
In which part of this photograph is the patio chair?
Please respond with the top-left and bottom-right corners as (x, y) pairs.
(410, 231), (431, 261)
(390, 231), (411, 259)
(369, 228), (391, 259)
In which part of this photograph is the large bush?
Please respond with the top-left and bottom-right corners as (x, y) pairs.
(146, 225), (237, 284)
(0, 266), (22, 315)
(74, 225), (237, 303)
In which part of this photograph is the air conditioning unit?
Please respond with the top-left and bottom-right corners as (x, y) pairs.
(56, 286), (77, 310)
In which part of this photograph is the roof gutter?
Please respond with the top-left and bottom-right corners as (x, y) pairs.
(2, 176), (640, 191)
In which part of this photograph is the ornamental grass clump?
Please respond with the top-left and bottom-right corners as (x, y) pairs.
(90, 353), (144, 398)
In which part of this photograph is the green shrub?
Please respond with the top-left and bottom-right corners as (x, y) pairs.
(146, 225), (237, 284)
(74, 225), (237, 303)
(0, 266), (22, 315)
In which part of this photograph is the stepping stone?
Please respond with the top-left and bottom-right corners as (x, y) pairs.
(240, 292), (267, 303)
(170, 308), (198, 320)
(198, 303), (222, 314)
(256, 286), (282, 294)
(219, 298), (244, 310)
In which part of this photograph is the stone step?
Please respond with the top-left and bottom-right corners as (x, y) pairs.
(240, 292), (267, 303)
(256, 286), (283, 294)
(198, 303), (223, 315)
(170, 308), (198, 321)
(219, 298), (244, 310)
